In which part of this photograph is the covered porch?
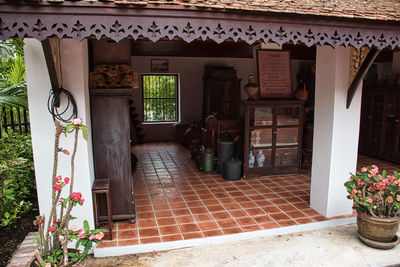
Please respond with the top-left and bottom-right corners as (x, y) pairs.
(95, 142), (399, 255)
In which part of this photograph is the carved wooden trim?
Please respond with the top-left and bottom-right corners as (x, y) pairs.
(346, 47), (380, 108)
(0, 12), (399, 48)
(349, 46), (370, 87)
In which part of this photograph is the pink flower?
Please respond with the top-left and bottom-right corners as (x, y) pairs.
(61, 149), (70, 155)
(71, 192), (82, 202)
(38, 220), (43, 225)
(361, 167), (367, 172)
(68, 225), (77, 231)
(53, 219), (56, 224)
(49, 226), (56, 232)
(94, 232), (104, 240)
(71, 118), (82, 125)
(45, 263), (51, 267)
(53, 183), (62, 192)
(64, 177), (70, 184)
(367, 198), (373, 204)
(387, 196), (394, 204)
(397, 195), (400, 202)
(80, 198), (85, 205)
(78, 229), (86, 239)
(55, 175), (62, 182)
(89, 235), (94, 240)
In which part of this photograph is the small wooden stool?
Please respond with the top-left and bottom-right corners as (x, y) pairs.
(92, 178), (113, 240)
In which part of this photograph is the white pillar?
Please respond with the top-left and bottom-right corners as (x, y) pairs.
(310, 46), (362, 217)
(25, 38), (95, 228)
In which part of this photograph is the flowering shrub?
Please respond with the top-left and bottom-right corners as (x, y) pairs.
(345, 165), (400, 218)
(34, 120), (105, 266)
(0, 131), (35, 227)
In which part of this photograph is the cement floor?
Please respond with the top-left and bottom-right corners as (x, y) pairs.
(87, 224), (400, 267)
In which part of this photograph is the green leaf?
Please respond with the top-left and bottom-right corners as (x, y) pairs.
(394, 171), (399, 179)
(65, 124), (74, 135)
(382, 170), (387, 179)
(355, 196), (360, 202)
(84, 220), (90, 232)
(80, 125), (88, 141)
(373, 177), (381, 182)
(387, 185), (396, 192)
(75, 239), (82, 249)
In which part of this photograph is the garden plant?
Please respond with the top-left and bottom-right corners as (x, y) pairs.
(33, 119), (105, 266)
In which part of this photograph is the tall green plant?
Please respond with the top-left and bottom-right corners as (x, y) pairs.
(0, 38), (27, 109)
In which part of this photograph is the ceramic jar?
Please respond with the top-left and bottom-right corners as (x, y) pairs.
(256, 150), (265, 167)
(248, 151), (255, 168)
(244, 75), (259, 100)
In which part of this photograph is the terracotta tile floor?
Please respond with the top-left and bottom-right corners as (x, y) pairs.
(97, 143), (400, 248)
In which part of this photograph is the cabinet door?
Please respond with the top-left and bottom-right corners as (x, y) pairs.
(274, 106), (300, 168)
(91, 97), (134, 219)
(382, 93), (400, 161)
(369, 93), (385, 155)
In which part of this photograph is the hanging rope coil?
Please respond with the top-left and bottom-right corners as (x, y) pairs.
(47, 87), (77, 123)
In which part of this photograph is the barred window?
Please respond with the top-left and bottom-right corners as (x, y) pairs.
(142, 74), (179, 122)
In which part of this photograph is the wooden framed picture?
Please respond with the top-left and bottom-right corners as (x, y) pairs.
(257, 50), (292, 98)
(151, 59), (169, 72)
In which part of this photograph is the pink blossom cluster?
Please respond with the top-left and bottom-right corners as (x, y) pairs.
(77, 228), (104, 241)
(53, 175), (69, 192)
(33, 215), (44, 226)
(71, 192), (85, 205)
(345, 164), (400, 217)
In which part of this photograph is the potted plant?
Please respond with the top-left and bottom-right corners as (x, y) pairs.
(345, 165), (400, 248)
(32, 119), (106, 266)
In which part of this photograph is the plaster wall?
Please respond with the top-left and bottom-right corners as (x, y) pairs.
(25, 38), (95, 228)
(131, 56), (256, 142)
(310, 45), (362, 217)
(131, 55), (312, 142)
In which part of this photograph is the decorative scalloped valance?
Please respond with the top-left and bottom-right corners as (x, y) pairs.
(0, 13), (399, 49)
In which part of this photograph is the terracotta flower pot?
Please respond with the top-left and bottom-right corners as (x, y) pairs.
(357, 211), (400, 243)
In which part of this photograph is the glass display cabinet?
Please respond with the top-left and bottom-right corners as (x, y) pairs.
(243, 100), (304, 178)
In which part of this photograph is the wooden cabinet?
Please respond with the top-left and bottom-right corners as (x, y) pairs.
(243, 100), (303, 178)
(91, 94), (135, 221)
(202, 66), (241, 119)
(359, 88), (400, 163)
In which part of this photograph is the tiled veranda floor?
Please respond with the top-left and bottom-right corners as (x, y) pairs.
(97, 143), (400, 248)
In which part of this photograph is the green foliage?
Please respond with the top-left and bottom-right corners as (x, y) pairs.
(345, 165), (400, 217)
(0, 130), (36, 227)
(0, 38), (27, 109)
(143, 75), (177, 122)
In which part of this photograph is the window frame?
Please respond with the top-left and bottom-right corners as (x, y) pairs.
(141, 73), (180, 124)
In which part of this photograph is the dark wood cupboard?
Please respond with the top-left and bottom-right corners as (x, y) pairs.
(90, 93), (135, 221)
(359, 87), (400, 163)
(243, 100), (304, 178)
(202, 66), (241, 119)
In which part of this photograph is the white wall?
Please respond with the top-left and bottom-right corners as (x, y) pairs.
(132, 56), (256, 142)
(25, 38), (95, 229)
(310, 46), (362, 217)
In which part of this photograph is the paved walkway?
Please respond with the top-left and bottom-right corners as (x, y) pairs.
(88, 224), (400, 267)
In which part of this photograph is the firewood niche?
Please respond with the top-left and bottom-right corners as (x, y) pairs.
(90, 64), (138, 89)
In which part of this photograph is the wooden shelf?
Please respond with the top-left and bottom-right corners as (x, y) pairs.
(243, 100), (304, 178)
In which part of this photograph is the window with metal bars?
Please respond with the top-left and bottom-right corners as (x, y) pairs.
(142, 74), (179, 122)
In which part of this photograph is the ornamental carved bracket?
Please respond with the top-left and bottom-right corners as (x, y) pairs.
(0, 14), (399, 49)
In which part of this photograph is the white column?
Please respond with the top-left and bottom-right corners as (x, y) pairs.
(310, 46), (362, 217)
(25, 38), (95, 228)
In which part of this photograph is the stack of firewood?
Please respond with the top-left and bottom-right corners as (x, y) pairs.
(90, 64), (138, 89)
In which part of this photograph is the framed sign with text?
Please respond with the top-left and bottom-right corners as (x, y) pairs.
(257, 50), (292, 98)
